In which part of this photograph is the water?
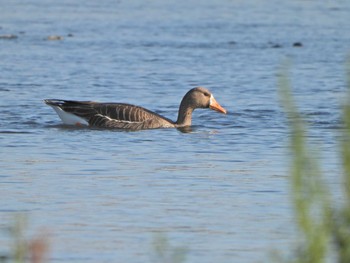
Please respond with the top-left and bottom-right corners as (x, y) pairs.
(0, 0), (349, 262)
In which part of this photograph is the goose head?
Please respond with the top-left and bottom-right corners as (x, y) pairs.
(183, 87), (227, 114)
(176, 87), (227, 127)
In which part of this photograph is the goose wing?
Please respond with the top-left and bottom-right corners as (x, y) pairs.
(89, 103), (167, 129)
(45, 100), (174, 130)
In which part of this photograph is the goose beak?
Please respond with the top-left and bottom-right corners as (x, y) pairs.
(209, 95), (227, 114)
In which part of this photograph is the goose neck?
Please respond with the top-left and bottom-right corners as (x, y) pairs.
(176, 100), (194, 127)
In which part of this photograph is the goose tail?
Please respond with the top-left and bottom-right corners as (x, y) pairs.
(44, 99), (89, 126)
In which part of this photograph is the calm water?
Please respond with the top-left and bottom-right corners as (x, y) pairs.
(1, 0), (349, 262)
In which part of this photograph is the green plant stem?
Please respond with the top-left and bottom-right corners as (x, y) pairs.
(278, 65), (331, 263)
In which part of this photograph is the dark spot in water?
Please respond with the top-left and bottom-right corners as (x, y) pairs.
(271, 43), (282, 48)
(67, 33), (74, 37)
(293, 42), (303, 47)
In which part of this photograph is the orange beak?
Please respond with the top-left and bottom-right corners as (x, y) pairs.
(209, 96), (227, 114)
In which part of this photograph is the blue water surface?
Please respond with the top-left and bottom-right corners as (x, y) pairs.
(1, 0), (349, 262)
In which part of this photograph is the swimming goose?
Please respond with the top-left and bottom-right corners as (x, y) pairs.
(44, 87), (227, 130)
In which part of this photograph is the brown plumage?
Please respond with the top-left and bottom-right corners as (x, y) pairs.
(44, 87), (227, 130)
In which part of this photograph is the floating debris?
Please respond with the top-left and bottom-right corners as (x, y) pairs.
(293, 42), (303, 47)
(46, 35), (63, 41)
(0, 34), (18, 40)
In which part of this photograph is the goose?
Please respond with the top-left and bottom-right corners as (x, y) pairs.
(44, 87), (227, 130)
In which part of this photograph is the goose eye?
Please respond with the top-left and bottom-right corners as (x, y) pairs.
(203, 92), (210, 97)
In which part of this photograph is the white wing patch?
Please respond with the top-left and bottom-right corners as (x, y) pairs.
(50, 105), (89, 126)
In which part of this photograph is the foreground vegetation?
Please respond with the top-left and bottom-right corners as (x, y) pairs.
(0, 216), (49, 263)
(278, 63), (350, 263)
